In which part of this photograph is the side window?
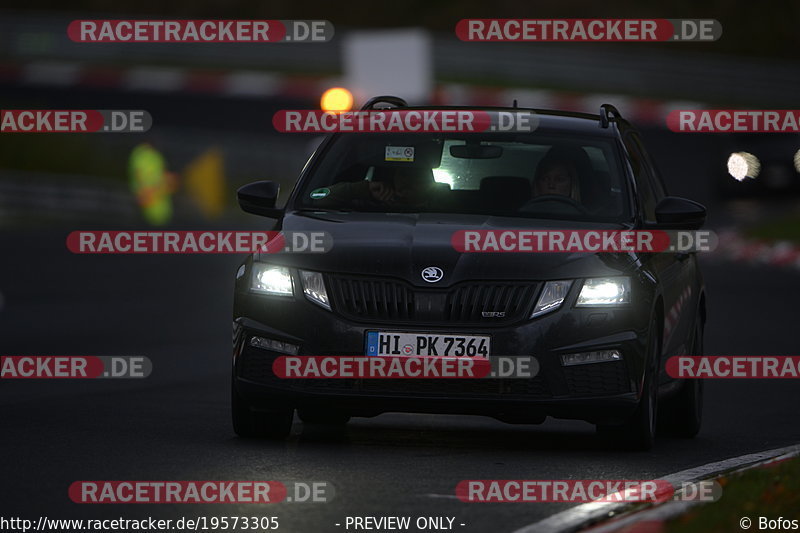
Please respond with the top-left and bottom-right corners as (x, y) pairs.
(623, 133), (657, 222)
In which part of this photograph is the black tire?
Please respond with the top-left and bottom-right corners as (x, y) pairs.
(231, 379), (294, 440)
(297, 407), (351, 426)
(597, 321), (660, 451)
(658, 320), (704, 438)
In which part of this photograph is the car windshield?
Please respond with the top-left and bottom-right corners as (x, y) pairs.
(296, 132), (631, 222)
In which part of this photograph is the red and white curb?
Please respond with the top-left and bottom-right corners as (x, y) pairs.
(433, 85), (703, 126)
(0, 60), (703, 126)
(511, 444), (800, 533)
(0, 60), (325, 99)
(710, 230), (800, 269)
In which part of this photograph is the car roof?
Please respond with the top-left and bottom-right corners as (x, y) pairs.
(363, 104), (632, 137)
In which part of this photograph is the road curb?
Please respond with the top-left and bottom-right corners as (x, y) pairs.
(709, 230), (800, 270)
(511, 444), (800, 533)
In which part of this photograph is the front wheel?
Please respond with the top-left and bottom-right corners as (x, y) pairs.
(231, 379), (294, 440)
(658, 320), (704, 438)
(597, 322), (660, 451)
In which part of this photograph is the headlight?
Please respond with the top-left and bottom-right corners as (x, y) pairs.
(531, 280), (573, 318)
(251, 264), (293, 296)
(300, 270), (330, 310)
(576, 277), (631, 306)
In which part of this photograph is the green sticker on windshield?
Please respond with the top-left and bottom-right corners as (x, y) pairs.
(310, 187), (330, 199)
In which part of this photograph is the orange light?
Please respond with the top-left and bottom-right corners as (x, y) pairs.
(320, 87), (353, 113)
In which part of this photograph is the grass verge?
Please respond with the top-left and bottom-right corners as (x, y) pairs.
(663, 457), (800, 533)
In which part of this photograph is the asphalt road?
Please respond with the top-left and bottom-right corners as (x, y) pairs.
(1, 227), (799, 533)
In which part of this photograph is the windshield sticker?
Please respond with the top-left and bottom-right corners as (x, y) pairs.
(385, 146), (415, 162)
(309, 187), (330, 199)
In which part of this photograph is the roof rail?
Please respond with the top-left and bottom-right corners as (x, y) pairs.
(361, 95), (408, 111)
(599, 104), (622, 128)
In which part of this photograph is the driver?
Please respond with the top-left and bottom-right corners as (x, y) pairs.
(532, 155), (581, 202)
(314, 166), (443, 208)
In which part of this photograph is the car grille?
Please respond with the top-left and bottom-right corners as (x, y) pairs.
(325, 274), (539, 325)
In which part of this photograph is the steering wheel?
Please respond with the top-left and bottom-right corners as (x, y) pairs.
(522, 194), (588, 215)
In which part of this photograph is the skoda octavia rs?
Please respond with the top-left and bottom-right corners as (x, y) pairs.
(231, 98), (707, 450)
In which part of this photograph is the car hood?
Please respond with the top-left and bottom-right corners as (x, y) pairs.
(256, 211), (637, 286)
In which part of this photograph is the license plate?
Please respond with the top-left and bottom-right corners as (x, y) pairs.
(365, 331), (490, 357)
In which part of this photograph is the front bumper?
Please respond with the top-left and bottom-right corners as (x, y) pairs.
(232, 286), (653, 425)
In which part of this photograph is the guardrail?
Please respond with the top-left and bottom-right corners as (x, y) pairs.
(1, 11), (799, 105)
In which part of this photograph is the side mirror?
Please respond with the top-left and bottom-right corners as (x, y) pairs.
(237, 181), (282, 218)
(654, 196), (706, 229)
